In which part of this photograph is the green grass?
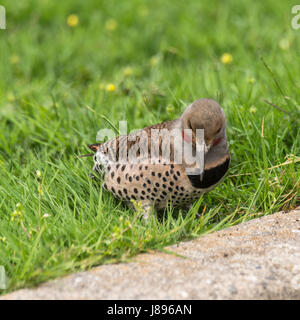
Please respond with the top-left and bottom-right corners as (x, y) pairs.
(0, 0), (299, 294)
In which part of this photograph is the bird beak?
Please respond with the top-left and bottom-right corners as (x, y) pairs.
(195, 141), (206, 180)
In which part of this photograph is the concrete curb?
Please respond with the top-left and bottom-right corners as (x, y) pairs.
(2, 207), (300, 299)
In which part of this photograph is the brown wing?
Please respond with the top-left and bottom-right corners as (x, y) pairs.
(89, 119), (178, 162)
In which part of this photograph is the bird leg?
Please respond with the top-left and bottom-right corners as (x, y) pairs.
(142, 205), (154, 220)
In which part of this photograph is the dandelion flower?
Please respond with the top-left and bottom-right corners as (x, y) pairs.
(67, 14), (79, 27)
(10, 55), (19, 65)
(247, 77), (256, 84)
(0, 236), (6, 243)
(106, 83), (116, 92)
(38, 184), (43, 195)
(279, 38), (290, 50)
(166, 104), (175, 114)
(250, 106), (257, 114)
(123, 67), (133, 77)
(221, 53), (233, 64)
(36, 170), (41, 178)
(105, 19), (118, 31)
(150, 55), (160, 66)
(11, 204), (23, 222)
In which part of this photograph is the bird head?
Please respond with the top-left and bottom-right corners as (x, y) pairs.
(180, 98), (228, 154)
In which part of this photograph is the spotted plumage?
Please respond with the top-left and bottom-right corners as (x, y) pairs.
(88, 99), (230, 218)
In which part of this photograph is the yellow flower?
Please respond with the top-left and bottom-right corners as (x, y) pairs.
(0, 236), (6, 243)
(67, 14), (79, 27)
(36, 170), (41, 178)
(105, 19), (118, 31)
(11, 204), (23, 222)
(250, 106), (257, 113)
(38, 184), (43, 195)
(10, 55), (19, 65)
(247, 77), (256, 84)
(150, 55), (160, 66)
(221, 53), (233, 64)
(279, 39), (290, 50)
(123, 67), (133, 77)
(106, 83), (116, 92)
(166, 104), (175, 114)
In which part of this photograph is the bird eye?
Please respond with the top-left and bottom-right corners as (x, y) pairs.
(216, 127), (221, 134)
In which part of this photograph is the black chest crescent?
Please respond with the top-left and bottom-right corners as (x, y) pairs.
(187, 157), (230, 189)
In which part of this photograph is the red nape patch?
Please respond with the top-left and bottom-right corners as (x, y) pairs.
(213, 137), (221, 146)
(182, 130), (192, 143)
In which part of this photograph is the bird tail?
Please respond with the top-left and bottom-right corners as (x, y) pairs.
(77, 144), (101, 158)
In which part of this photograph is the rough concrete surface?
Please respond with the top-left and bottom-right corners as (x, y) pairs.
(2, 207), (300, 300)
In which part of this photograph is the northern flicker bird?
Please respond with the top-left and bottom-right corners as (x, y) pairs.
(88, 99), (230, 218)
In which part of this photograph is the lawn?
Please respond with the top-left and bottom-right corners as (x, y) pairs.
(0, 0), (299, 294)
